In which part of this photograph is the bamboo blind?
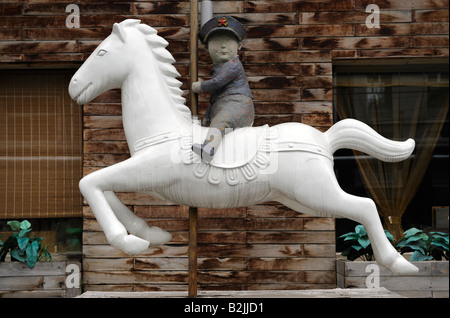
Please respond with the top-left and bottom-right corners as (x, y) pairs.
(0, 69), (82, 219)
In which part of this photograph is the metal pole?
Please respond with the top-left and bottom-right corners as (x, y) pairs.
(188, 0), (199, 298)
(201, 0), (214, 26)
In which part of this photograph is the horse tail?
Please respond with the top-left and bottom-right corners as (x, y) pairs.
(324, 118), (415, 162)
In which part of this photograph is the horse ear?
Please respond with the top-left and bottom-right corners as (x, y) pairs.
(113, 23), (127, 42)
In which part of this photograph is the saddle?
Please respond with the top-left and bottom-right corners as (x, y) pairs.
(191, 123), (269, 169)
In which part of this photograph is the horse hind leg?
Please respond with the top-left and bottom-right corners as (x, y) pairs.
(104, 191), (172, 246)
(276, 161), (418, 274)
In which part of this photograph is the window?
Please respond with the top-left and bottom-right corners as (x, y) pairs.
(0, 69), (82, 219)
(333, 62), (449, 241)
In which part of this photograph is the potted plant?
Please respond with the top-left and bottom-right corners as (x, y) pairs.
(396, 228), (448, 261)
(0, 220), (82, 297)
(339, 224), (394, 261)
(0, 220), (52, 268)
(336, 225), (449, 298)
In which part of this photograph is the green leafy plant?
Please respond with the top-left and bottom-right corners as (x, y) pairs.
(396, 228), (449, 261)
(0, 220), (52, 268)
(339, 224), (394, 261)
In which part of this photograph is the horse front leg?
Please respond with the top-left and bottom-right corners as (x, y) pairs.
(79, 160), (154, 255)
(104, 191), (172, 246)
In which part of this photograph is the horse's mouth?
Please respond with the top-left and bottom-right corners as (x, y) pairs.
(73, 82), (93, 104)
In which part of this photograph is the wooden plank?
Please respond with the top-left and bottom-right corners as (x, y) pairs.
(135, 205), (189, 218)
(247, 231), (335, 244)
(245, 51), (331, 64)
(198, 244), (304, 258)
(78, 288), (404, 298)
(133, 257), (248, 271)
(197, 270), (306, 284)
(300, 10), (412, 25)
(411, 22), (450, 35)
(83, 244), (188, 258)
(83, 116), (124, 129)
(305, 270), (336, 284)
(83, 258), (134, 271)
(0, 262), (66, 277)
(414, 9), (449, 22)
(84, 153), (130, 167)
(135, 1), (192, 14)
(84, 229), (247, 245)
(84, 103), (123, 115)
(432, 261), (450, 276)
(304, 217), (335, 230)
(83, 127), (126, 142)
(303, 244), (336, 257)
(247, 257), (335, 271)
(83, 270), (189, 285)
(247, 204), (307, 218)
(23, 3), (132, 15)
(358, 47), (449, 58)
(302, 36), (412, 50)
(84, 141), (129, 154)
(413, 35), (449, 47)
(341, 260), (431, 276)
(0, 290), (66, 298)
(0, 276), (65, 291)
(355, 0), (449, 10)
(0, 40), (78, 53)
(343, 275), (442, 291)
(244, 38), (300, 51)
(247, 24), (354, 38)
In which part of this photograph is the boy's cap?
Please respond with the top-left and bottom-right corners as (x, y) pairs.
(198, 16), (246, 44)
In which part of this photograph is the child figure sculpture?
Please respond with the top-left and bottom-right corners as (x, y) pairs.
(192, 16), (254, 163)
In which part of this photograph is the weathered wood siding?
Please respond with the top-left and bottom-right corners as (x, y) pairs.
(336, 259), (449, 298)
(0, 261), (81, 298)
(1, 0), (448, 292)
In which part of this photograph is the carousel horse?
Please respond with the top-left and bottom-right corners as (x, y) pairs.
(69, 19), (418, 274)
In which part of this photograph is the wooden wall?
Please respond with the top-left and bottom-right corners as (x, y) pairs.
(1, 0), (448, 292)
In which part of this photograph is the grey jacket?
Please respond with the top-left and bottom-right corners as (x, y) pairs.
(200, 56), (253, 104)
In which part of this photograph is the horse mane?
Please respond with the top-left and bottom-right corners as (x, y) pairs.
(114, 19), (192, 122)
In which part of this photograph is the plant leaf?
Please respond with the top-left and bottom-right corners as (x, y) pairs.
(11, 249), (26, 262)
(430, 241), (449, 251)
(18, 228), (32, 238)
(19, 220), (31, 230)
(7, 220), (21, 231)
(355, 225), (366, 235)
(17, 237), (29, 251)
(403, 227), (423, 237)
(26, 240), (39, 268)
(358, 237), (371, 249)
(410, 251), (433, 262)
(343, 234), (359, 241)
(430, 232), (449, 245)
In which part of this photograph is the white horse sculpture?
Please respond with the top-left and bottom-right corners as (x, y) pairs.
(69, 19), (418, 274)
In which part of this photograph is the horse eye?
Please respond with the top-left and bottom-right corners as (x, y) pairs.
(97, 49), (107, 57)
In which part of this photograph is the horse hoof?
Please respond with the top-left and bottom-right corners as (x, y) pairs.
(138, 226), (172, 246)
(110, 234), (150, 255)
(388, 253), (419, 275)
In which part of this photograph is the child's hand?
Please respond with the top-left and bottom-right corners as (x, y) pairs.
(192, 81), (202, 93)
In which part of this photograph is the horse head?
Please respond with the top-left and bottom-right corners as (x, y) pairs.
(69, 19), (161, 105)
